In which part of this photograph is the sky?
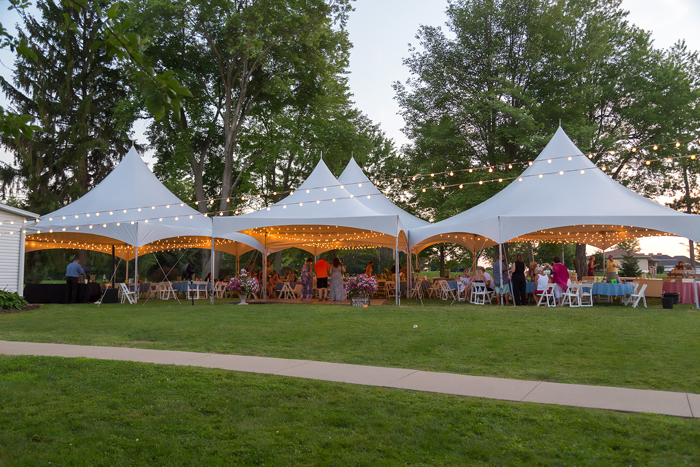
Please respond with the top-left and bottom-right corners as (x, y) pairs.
(1, 0), (699, 256)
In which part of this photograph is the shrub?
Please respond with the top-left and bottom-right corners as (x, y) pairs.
(0, 290), (28, 310)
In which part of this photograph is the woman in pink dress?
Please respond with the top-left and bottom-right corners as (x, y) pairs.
(545, 257), (569, 306)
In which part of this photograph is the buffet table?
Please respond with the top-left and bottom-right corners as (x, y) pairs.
(24, 282), (103, 304)
(662, 281), (699, 304)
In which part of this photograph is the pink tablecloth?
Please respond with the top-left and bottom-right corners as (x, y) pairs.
(661, 281), (700, 304)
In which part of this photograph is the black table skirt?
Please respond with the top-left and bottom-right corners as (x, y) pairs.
(24, 283), (103, 304)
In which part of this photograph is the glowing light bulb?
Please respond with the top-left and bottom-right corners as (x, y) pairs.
(548, 159), (552, 163)
(488, 167), (493, 173)
(568, 157), (572, 161)
(459, 184), (463, 189)
(559, 171), (564, 175)
(580, 170), (585, 174)
(422, 188), (426, 192)
(645, 161), (651, 165)
(479, 181), (483, 185)
(539, 174), (543, 178)
(528, 162), (533, 166)
(631, 147), (637, 152)
(519, 178), (523, 182)
(62, 216), (66, 220)
(653, 145), (658, 150)
(676, 142), (681, 147)
(332, 199), (336, 202)
(316, 200), (320, 204)
(117, 223), (120, 226)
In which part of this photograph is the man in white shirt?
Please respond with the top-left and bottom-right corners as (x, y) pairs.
(479, 267), (495, 291)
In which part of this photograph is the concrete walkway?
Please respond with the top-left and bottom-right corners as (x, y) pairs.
(1, 340), (697, 419)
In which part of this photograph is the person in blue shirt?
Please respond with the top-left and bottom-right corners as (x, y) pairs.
(65, 257), (85, 304)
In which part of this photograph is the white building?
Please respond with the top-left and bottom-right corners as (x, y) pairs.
(0, 203), (39, 295)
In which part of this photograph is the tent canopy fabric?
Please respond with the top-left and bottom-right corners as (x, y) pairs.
(213, 159), (407, 255)
(338, 157), (429, 230)
(409, 127), (700, 252)
(25, 147), (262, 257)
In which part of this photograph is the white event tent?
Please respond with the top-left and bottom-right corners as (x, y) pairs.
(25, 147), (263, 293)
(409, 127), (700, 257)
(338, 157), (430, 295)
(213, 158), (407, 302)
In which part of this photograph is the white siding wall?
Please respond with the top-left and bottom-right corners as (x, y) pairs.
(0, 215), (25, 293)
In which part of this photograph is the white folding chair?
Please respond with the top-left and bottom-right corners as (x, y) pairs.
(427, 280), (441, 298)
(187, 281), (208, 300)
(579, 283), (594, 307)
(279, 282), (295, 300)
(439, 280), (457, 301)
(626, 284), (647, 308)
(385, 281), (396, 298)
(537, 283), (557, 307)
(119, 283), (136, 304)
(470, 281), (488, 305)
(621, 283), (639, 305)
(213, 282), (226, 299)
(561, 283), (581, 307)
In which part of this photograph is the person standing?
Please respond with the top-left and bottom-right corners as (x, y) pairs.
(606, 255), (621, 281)
(492, 254), (510, 306)
(365, 261), (374, 277)
(329, 258), (346, 301)
(547, 257), (570, 305)
(314, 256), (330, 300)
(510, 254), (527, 306)
(65, 257), (84, 304)
(588, 256), (599, 277)
(300, 257), (314, 300)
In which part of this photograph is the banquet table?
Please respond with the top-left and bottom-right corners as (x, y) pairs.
(661, 281), (699, 304)
(24, 282), (103, 304)
(593, 283), (634, 296)
(171, 281), (211, 293)
(127, 283), (152, 294)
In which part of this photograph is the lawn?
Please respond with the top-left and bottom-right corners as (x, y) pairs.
(1, 298), (699, 393)
(1, 355), (698, 466)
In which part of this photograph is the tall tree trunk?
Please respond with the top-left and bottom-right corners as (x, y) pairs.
(274, 251), (282, 274)
(683, 165), (695, 267)
(575, 243), (587, 279)
(528, 242), (534, 263)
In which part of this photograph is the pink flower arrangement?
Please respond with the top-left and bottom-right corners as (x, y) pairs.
(226, 269), (261, 295)
(344, 274), (378, 297)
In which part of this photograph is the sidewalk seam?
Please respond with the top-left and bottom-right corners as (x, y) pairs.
(688, 394), (695, 418)
(271, 361), (312, 374)
(520, 381), (541, 401)
(387, 369), (420, 384)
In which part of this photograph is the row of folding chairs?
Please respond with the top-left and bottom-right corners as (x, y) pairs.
(537, 282), (647, 308)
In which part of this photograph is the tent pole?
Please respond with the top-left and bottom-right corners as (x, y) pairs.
(235, 243), (239, 276)
(263, 232), (268, 300)
(498, 243), (503, 306)
(111, 245), (116, 289)
(134, 245), (138, 304)
(210, 238), (215, 305)
(395, 217), (399, 306)
(407, 246), (412, 299)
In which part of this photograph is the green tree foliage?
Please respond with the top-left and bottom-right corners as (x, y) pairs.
(620, 252), (643, 277)
(615, 239), (641, 253)
(132, 0), (354, 216)
(0, 0), (137, 213)
(393, 0), (700, 275)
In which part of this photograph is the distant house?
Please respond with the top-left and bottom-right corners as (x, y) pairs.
(653, 254), (692, 272)
(0, 203), (40, 295)
(608, 249), (662, 274)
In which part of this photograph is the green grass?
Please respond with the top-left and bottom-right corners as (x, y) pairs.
(1, 355), (698, 466)
(1, 298), (700, 393)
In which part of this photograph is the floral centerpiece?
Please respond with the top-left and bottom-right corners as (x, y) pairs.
(344, 274), (378, 297)
(226, 270), (260, 304)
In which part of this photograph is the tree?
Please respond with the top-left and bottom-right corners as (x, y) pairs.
(133, 0), (353, 274)
(393, 0), (699, 273)
(0, 0), (137, 213)
(615, 239), (641, 253)
(620, 252), (642, 277)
